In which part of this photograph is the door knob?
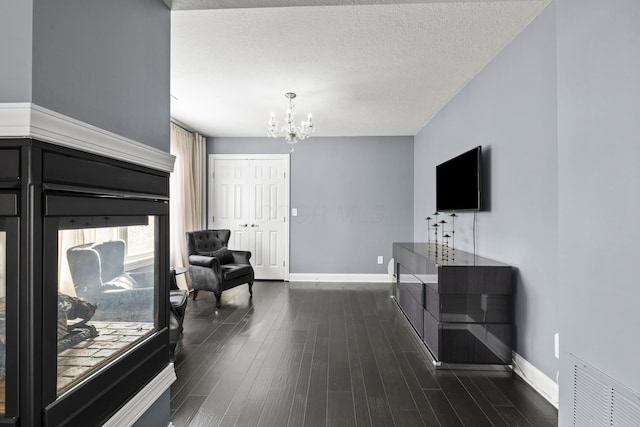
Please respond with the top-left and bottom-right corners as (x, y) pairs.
(239, 224), (248, 227)
(250, 224), (258, 227)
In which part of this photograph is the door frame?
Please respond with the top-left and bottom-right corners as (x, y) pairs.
(208, 154), (291, 281)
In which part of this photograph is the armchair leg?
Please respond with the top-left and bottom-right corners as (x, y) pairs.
(214, 293), (221, 308)
(192, 289), (199, 300)
(248, 282), (253, 296)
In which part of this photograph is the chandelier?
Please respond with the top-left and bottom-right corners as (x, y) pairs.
(267, 92), (315, 151)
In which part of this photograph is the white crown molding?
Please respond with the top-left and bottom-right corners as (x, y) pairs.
(512, 351), (559, 408)
(0, 103), (175, 173)
(288, 273), (393, 283)
(103, 363), (177, 427)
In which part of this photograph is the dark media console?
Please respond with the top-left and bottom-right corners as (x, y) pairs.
(392, 242), (513, 366)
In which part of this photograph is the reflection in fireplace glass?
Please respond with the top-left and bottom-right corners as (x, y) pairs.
(0, 229), (5, 414)
(57, 216), (157, 395)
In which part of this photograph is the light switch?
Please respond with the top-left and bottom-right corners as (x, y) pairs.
(292, 208), (298, 217)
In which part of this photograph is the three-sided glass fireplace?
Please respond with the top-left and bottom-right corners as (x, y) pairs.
(0, 140), (171, 426)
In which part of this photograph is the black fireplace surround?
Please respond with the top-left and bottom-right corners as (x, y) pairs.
(0, 139), (171, 426)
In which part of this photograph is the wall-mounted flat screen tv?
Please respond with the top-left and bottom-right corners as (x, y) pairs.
(436, 146), (483, 212)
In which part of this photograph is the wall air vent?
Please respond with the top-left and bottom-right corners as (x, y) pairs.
(571, 354), (640, 426)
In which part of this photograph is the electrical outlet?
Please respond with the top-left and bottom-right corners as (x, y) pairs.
(377, 256), (384, 264)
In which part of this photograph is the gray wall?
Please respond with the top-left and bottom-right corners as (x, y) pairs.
(2, 1), (172, 425)
(133, 390), (170, 427)
(0, 1), (33, 101)
(209, 136), (414, 274)
(557, 0), (640, 424)
(414, 4), (558, 379)
(30, 0), (170, 152)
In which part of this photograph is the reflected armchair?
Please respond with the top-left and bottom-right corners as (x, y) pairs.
(67, 240), (154, 321)
(186, 230), (254, 308)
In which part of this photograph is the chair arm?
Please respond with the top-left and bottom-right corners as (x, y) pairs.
(188, 262), (223, 294)
(230, 250), (252, 264)
(188, 254), (221, 269)
(129, 270), (154, 288)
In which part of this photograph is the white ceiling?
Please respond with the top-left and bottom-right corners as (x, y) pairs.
(168, 0), (549, 137)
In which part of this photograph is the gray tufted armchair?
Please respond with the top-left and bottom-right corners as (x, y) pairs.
(185, 230), (254, 308)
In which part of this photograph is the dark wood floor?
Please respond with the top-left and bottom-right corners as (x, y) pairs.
(169, 281), (558, 427)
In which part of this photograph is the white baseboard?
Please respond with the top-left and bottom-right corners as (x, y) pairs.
(0, 102), (175, 173)
(103, 363), (177, 427)
(288, 273), (393, 283)
(512, 351), (559, 408)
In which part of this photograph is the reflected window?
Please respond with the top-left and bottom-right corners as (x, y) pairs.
(56, 216), (157, 395)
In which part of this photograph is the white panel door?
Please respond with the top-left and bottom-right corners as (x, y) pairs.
(249, 159), (288, 280)
(209, 155), (289, 280)
(210, 159), (250, 250)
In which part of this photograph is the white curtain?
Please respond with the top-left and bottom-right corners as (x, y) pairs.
(169, 123), (206, 289)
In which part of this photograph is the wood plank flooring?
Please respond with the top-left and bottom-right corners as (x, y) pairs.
(170, 282), (558, 427)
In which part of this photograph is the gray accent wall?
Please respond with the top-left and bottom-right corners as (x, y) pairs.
(2, 2), (172, 425)
(208, 136), (292, 156)
(557, 0), (640, 424)
(0, 1), (33, 101)
(30, 0), (170, 152)
(133, 390), (170, 427)
(414, 4), (558, 379)
(209, 136), (414, 274)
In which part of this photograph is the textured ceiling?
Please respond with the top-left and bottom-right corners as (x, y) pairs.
(169, 1), (549, 137)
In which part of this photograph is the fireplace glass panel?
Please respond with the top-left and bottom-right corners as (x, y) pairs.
(56, 216), (157, 395)
(0, 227), (5, 414)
